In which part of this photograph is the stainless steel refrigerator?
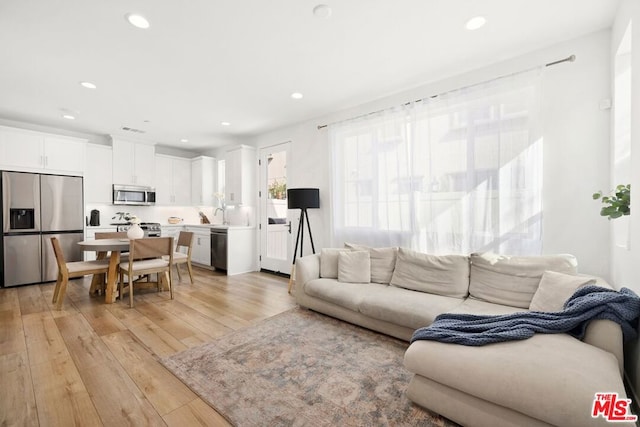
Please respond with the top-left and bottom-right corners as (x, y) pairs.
(1, 171), (84, 287)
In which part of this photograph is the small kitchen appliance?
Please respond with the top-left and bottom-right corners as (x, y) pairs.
(89, 209), (100, 226)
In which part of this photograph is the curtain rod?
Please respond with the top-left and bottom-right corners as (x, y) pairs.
(316, 54), (576, 130)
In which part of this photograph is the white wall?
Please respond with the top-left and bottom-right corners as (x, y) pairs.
(612, 0), (640, 403)
(250, 30), (612, 277)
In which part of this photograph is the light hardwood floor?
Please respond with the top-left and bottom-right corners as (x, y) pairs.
(0, 267), (297, 426)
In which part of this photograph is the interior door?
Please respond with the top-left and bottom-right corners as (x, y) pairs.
(259, 143), (292, 274)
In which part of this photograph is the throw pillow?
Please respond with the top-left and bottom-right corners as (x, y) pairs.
(344, 242), (398, 284)
(338, 251), (371, 283)
(390, 248), (469, 298)
(469, 252), (578, 309)
(529, 270), (595, 312)
(320, 248), (349, 279)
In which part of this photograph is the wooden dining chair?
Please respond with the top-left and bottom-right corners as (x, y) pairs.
(50, 237), (110, 310)
(163, 231), (194, 284)
(118, 237), (173, 308)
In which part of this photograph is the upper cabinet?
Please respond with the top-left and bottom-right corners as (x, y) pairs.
(191, 156), (216, 206)
(112, 138), (155, 186)
(84, 144), (113, 203)
(154, 154), (191, 205)
(0, 126), (86, 175)
(225, 145), (256, 206)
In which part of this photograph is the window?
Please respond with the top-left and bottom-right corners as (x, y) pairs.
(614, 21), (632, 249)
(330, 69), (543, 255)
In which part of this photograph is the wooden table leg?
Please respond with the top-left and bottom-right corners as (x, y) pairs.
(105, 251), (121, 304)
(89, 251), (107, 295)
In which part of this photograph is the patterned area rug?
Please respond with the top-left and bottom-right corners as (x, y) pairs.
(161, 308), (457, 426)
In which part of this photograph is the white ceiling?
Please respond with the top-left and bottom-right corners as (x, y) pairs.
(0, 0), (619, 151)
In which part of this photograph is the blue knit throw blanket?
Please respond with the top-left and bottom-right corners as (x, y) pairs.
(410, 285), (640, 346)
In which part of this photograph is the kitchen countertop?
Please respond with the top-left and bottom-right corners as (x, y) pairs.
(161, 223), (256, 230)
(86, 224), (256, 230)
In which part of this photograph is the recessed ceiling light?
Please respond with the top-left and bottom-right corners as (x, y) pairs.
(126, 13), (150, 29)
(291, 92), (304, 100)
(62, 114), (75, 120)
(465, 16), (486, 31)
(221, 121), (231, 126)
(80, 81), (96, 89)
(313, 4), (332, 19)
(180, 138), (189, 143)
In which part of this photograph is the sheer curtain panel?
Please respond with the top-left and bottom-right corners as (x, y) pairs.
(330, 69), (543, 255)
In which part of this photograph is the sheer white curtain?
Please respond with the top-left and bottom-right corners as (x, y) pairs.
(330, 69), (543, 255)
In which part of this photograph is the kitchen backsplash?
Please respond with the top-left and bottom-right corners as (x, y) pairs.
(85, 204), (255, 227)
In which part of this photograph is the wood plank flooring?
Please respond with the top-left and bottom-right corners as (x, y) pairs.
(0, 267), (296, 426)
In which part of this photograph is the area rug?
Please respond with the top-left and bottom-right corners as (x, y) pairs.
(160, 307), (457, 426)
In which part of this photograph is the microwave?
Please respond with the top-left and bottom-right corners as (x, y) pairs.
(113, 184), (156, 206)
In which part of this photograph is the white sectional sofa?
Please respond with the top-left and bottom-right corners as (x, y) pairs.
(294, 246), (634, 427)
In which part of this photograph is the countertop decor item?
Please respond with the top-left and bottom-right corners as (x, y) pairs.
(168, 217), (183, 224)
(199, 211), (210, 224)
(126, 215), (143, 239)
(127, 223), (144, 239)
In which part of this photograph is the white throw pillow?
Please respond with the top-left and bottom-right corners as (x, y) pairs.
(344, 242), (397, 284)
(338, 251), (371, 283)
(390, 248), (469, 298)
(529, 270), (595, 312)
(320, 248), (349, 279)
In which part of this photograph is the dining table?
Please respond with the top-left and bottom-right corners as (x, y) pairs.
(78, 238), (130, 303)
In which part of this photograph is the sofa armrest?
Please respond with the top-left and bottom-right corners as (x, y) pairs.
(295, 254), (321, 290)
(583, 319), (624, 374)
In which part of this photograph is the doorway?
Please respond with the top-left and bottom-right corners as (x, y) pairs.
(259, 142), (292, 274)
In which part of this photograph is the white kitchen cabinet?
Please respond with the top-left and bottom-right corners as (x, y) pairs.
(44, 136), (85, 173)
(191, 156), (216, 206)
(112, 138), (155, 186)
(161, 225), (183, 241)
(84, 144), (113, 203)
(186, 226), (211, 267)
(227, 227), (256, 275)
(225, 145), (256, 206)
(155, 155), (191, 205)
(0, 126), (86, 175)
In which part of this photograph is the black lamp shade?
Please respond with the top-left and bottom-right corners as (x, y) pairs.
(287, 188), (320, 209)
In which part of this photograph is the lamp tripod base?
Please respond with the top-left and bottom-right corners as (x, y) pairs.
(287, 208), (315, 294)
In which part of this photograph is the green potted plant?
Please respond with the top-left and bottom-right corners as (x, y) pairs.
(592, 184), (631, 219)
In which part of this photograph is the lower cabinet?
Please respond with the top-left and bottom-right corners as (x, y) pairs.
(186, 227), (211, 267)
(161, 225), (183, 242)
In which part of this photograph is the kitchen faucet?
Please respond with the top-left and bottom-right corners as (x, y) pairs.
(215, 207), (228, 225)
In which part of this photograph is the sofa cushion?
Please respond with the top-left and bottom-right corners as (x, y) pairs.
(338, 251), (371, 283)
(404, 333), (627, 427)
(469, 252), (578, 309)
(304, 278), (386, 311)
(446, 298), (526, 316)
(529, 270), (595, 312)
(319, 248), (348, 279)
(344, 243), (397, 284)
(359, 286), (464, 329)
(390, 248), (469, 298)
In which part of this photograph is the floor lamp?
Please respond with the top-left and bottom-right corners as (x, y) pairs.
(287, 188), (319, 293)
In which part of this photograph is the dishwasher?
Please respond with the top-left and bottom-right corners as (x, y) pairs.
(210, 228), (228, 271)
